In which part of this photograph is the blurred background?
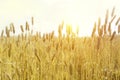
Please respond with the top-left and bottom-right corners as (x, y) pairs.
(0, 0), (120, 36)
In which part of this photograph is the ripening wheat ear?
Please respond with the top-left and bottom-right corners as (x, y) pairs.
(5, 26), (10, 37)
(118, 25), (120, 33)
(111, 6), (115, 17)
(104, 9), (109, 35)
(51, 31), (54, 39)
(58, 24), (62, 38)
(91, 22), (96, 37)
(110, 31), (116, 41)
(66, 24), (72, 37)
(58, 21), (64, 38)
(110, 15), (116, 23)
(108, 22), (111, 36)
(97, 17), (101, 36)
(13, 25), (15, 34)
(31, 17), (34, 25)
(20, 25), (24, 32)
(10, 23), (15, 34)
(98, 17), (101, 28)
(116, 17), (120, 26)
(105, 9), (109, 24)
(99, 25), (103, 37)
(26, 21), (30, 31)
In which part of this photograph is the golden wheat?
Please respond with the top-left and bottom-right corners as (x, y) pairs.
(31, 17), (34, 25)
(0, 7), (120, 80)
(118, 24), (120, 33)
(26, 21), (29, 31)
(1, 30), (4, 37)
(10, 23), (15, 34)
(20, 25), (24, 32)
(108, 22), (111, 36)
(116, 17), (120, 26)
(5, 26), (10, 37)
(104, 9), (109, 35)
(91, 22), (96, 37)
(110, 31), (116, 41)
(111, 7), (115, 17)
(110, 15), (116, 23)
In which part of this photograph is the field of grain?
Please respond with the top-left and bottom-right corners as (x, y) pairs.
(0, 7), (120, 80)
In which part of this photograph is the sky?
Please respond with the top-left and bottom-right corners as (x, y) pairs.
(0, 0), (120, 36)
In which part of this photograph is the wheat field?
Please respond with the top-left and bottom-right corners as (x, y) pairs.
(0, 7), (120, 80)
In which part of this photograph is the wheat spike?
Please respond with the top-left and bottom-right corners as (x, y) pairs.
(20, 25), (24, 32)
(10, 23), (15, 34)
(66, 24), (72, 36)
(118, 25), (120, 33)
(98, 25), (103, 37)
(108, 23), (111, 36)
(111, 6), (115, 17)
(100, 25), (103, 37)
(110, 15), (116, 23)
(91, 22), (96, 37)
(26, 21), (29, 31)
(5, 26), (10, 37)
(97, 17), (101, 36)
(105, 9), (109, 24)
(58, 21), (64, 38)
(104, 24), (107, 35)
(98, 17), (101, 28)
(31, 17), (34, 25)
(116, 17), (120, 26)
(110, 31), (116, 41)
(104, 9), (109, 35)
(13, 26), (15, 34)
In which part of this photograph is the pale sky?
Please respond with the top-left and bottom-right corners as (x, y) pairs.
(0, 0), (120, 36)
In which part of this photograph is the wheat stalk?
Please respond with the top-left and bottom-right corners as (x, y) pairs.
(8, 43), (12, 57)
(34, 49), (41, 62)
